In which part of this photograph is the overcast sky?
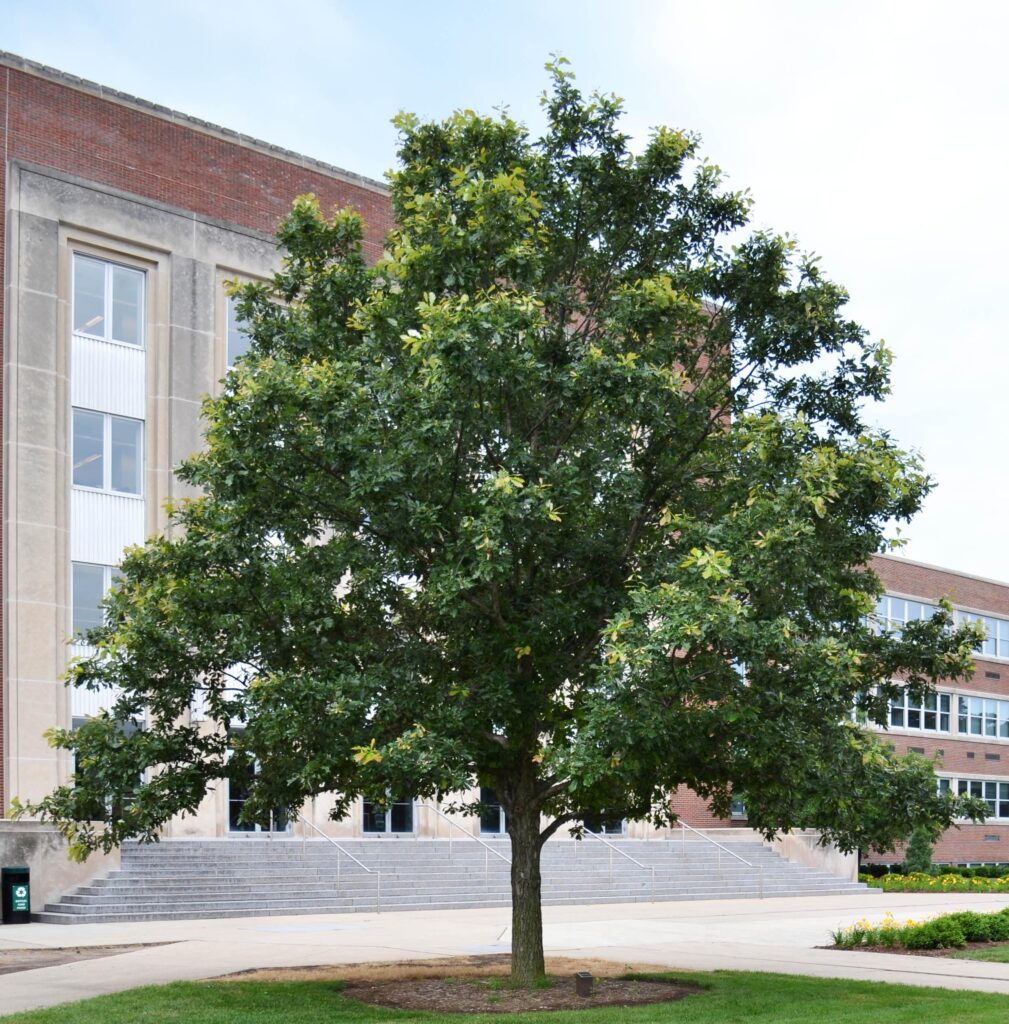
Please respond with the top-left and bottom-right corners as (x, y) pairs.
(5, 1), (1005, 580)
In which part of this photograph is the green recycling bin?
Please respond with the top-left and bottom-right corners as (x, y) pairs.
(2, 866), (30, 924)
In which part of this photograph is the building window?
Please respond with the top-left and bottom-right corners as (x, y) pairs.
(72, 409), (143, 494)
(958, 696), (1009, 738)
(958, 611), (1009, 659)
(888, 690), (950, 732)
(362, 797), (414, 833)
(72, 562), (116, 636)
(956, 779), (1009, 819)
(226, 293), (252, 367)
(873, 596), (937, 634)
(72, 254), (144, 347)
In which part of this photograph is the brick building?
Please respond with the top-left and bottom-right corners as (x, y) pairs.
(864, 553), (1009, 865)
(670, 552), (1009, 866)
(1, 52), (1003, 865)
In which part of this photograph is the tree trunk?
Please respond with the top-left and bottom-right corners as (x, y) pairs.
(508, 802), (545, 983)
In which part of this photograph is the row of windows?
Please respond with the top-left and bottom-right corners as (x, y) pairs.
(889, 691), (951, 733)
(875, 595), (1009, 661)
(939, 778), (1009, 820)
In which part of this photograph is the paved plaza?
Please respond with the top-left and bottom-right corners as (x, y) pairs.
(3, 891), (1009, 1015)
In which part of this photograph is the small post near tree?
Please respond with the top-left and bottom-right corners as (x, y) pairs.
(19, 62), (986, 983)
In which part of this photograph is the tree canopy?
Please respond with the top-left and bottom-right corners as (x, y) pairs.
(21, 60), (985, 982)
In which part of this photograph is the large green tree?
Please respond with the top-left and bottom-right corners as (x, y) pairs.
(23, 62), (984, 982)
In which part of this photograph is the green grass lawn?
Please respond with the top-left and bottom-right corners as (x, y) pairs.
(954, 945), (1009, 963)
(3, 972), (1009, 1024)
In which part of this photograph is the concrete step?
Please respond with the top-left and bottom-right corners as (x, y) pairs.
(40, 836), (873, 924)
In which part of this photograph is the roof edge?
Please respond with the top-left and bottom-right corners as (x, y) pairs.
(0, 50), (389, 197)
(874, 552), (1009, 592)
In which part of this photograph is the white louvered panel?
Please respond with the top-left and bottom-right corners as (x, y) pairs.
(69, 646), (120, 717)
(71, 333), (146, 418)
(71, 682), (121, 717)
(71, 489), (145, 564)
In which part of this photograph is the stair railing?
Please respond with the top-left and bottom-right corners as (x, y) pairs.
(420, 802), (511, 881)
(583, 828), (655, 901)
(677, 820), (763, 898)
(298, 814), (382, 913)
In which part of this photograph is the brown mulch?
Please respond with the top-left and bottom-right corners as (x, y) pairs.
(218, 954), (705, 1013)
(824, 940), (1006, 958)
(0, 943), (167, 976)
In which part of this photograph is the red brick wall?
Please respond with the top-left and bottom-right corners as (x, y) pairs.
(669, 786), (738, 828)
(865, 556), (1009, 864)
(0, 58), (395, 814)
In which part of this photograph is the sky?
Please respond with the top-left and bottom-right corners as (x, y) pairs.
(4, 0), (1006, 579)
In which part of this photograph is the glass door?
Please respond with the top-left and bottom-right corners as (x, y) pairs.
(479, 787), (506, 834)
(362, 796), (414, 833)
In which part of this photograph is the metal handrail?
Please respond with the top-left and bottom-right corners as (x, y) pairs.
(421, 803), (510, 879)
(299, 814), (382, 912)
(677, 820), (763, 897)
(678, 820), (754, 866)
(584, 828), (655, 900)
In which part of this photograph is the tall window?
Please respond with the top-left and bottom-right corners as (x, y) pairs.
(72, 410), (143, 494)
(72, 562), (116, 637)
(73, 254), (144, 347)
(226, 293), (252, 367)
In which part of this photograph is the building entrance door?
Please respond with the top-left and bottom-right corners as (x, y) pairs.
(227, 763), (291, 833)
(362, 797), (414, 834)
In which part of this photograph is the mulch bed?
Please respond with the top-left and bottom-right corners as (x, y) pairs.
(344, 974), (701, 1013)
(825, 941), (1008, 958)
(0, 943), (166, 976)
(219, 954), (705, 1013)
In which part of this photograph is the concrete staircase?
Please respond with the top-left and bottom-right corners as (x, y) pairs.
(36, 836), (873, 923)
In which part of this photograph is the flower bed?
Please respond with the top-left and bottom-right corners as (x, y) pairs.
(832, 909), (1009, 950)
(859, 871), (1009, 893)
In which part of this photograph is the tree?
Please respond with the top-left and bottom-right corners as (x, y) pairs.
(21, 61), (985, 983)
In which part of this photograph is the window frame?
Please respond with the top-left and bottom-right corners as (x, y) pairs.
(72, 253), (146, 349)
(885, 688), (951, 734)
(72, 407), (144, 496)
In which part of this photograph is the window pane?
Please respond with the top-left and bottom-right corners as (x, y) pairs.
(907, 706), (921, 729)
(389, 800), (413, 833)
(923, 709), (936, 730)
(72, 562), (106, 634)
(362, 800), (387, 833)
(110, 416), (142, 494)
(986, 700), (998, 737)
(73, 256), (105, 335)
(111, 266), (143, 345)
(958, 696), (968, 734)
(227, 294), (252, 367)
(889, 700), (904, 728)
(72, 409), (104, 488)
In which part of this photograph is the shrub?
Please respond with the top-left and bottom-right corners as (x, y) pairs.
(900, 918), (966, 950)
(986, 913), (1009, 941)
(903, 827), (935, 875)
(944, 912), (992, 942)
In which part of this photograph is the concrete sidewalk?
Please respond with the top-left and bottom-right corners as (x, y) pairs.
(3, 892), (1009, 1015)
